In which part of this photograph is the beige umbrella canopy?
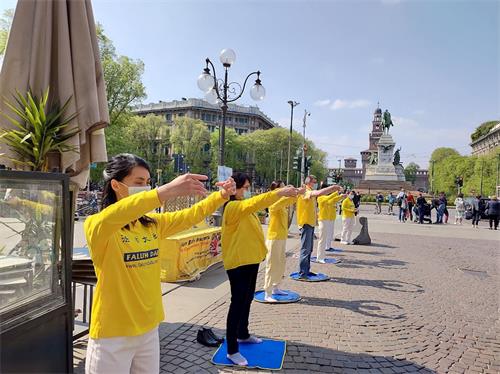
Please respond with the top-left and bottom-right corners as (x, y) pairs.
(0, 0), (109, 188)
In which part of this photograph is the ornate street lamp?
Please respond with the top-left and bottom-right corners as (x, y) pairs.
(197, 48), (265, 166)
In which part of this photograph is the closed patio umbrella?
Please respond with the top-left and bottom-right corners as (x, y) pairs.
(0, 0), (108, 188)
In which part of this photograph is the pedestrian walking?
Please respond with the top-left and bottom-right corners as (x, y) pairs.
(263, 181), (303, 302)
(398, 192), (408, 222)
(454, 193), (466, 225)
(485, 195), (500, 230)
(416, 193), (427, 224)
(315, 183), (345, 263)
(221, 173), (298, 366)
(375, 192), (384, 214)
(84, 154), (236, 374)
(296, 175), (339, 279)
(471, 194), (483, 228)
(341, 191), (358, 244)
(407, 191), (415, 221)
(387, 192), (395, 215)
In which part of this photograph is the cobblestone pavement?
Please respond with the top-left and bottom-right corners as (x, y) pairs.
(158, 231), (499, 374)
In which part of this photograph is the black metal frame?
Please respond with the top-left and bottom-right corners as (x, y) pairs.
(0, 170), (73, 373)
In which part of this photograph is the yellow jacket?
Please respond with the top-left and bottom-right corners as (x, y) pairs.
(267, 197), (296, 240)
(84, 189), (226, 339)
(222, 190), (280, 270)
(341, 197), (356, 219)
(297, 187), (316, 227)
(317, 192), (343, 221)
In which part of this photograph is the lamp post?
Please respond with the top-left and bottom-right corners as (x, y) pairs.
(197, 49), (265, 167)
(286, 101), (299, 185)
(300, 110), (310, 184)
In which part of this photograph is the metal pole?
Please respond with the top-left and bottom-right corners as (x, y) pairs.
(480, 158), (484, 196)
(430, 160), (435, 194)
(279, 149), (283, 180)
(219, 68), (229, 166)
(286, 101), (298, 185)
(300, 110), (309, 185)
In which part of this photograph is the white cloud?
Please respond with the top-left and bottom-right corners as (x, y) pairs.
(392, 116), (419, 129)
(314, 99), (331, 107)
(331, 99), (371, 111)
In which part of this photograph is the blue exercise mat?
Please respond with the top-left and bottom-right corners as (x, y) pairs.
(212, 338), (286, 370)
(289, 272), (330, 282)
(326, 247), (343, 253)
(311, 257), (342, 264)
(254, 290), (301, 303)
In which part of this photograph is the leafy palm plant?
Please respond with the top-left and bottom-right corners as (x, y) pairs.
(0, 87), (79, 171)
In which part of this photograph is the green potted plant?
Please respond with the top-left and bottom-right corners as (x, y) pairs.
(0, 87), (79, 172)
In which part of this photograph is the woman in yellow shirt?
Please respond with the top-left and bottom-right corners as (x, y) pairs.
(341, 190), (358, 244)
(316, 183), (346, 262)
(263, 181), (304, 302)
(222, 173), (298, 366)
(84, 154), (235, 374)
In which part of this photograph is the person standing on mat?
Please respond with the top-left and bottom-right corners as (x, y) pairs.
(84, 154), (235, 374)
(315, 183), (345, 263)
(340, 190), (358, 244)
(222, 172), (299, 366)
(296, 175), (339, 279)
(263, 180), (305, 302)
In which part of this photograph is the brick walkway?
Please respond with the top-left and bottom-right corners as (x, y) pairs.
(158, 232), (499, 373)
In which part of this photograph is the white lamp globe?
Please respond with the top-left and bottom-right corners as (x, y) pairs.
(219, 48), (236, 66)
(205, 88), (219, 104)
(250, 83), (266, 101)
(197, 72), (214, 93)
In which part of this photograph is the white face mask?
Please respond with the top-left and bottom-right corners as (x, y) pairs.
(311, 183), (318, 190)
(349, 194), (354, 200)
(243, 190), (252, 199)
(128, 185), (151, 196)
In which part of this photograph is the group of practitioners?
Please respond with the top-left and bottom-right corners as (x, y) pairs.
(84, 154), (356, 373)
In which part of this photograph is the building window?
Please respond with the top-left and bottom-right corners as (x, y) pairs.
(178, 112), (185, 117)
(165, 113), (172, 121)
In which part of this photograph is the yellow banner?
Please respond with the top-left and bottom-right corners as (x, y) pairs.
(160, 226), (222, 282)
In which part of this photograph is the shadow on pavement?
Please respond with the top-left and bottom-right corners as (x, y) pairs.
(298, 297), (405, 319)
(337, 258), (408, 269)
(156, 322), (434, 373)
(331, 277), (424, 293)
(369, 242), (398, 249)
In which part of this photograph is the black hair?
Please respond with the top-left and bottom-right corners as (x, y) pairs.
(270, 180), (283, 191)
(223, 172), (252, 216)
(320, 182), (329, 189)
(102, 153), (156, 229)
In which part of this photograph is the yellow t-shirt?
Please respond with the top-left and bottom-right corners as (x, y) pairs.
(222, 190), (280, 270)
(317, 192), (343, 221)
(297, 187), (316, 227)
(84, 189), (226, 339)
(341, 197), (356, 219)
(267, 197), (297, 240)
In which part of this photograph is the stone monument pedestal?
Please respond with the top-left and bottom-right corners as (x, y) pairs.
(364, 133), (405, 181)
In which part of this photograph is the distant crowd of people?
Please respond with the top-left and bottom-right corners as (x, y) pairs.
(373, 188), (500, 230)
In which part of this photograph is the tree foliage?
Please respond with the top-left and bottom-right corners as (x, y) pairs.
(470, 121), (499, 142)
(96, 24), (146, 127)
(0, 9), (13, 56)
(429, 147), (499, 199)
(404, 162), (420, 183)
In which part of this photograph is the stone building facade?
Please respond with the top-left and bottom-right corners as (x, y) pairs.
(470, 123), (500, 156)
(133, 98), (277, 135)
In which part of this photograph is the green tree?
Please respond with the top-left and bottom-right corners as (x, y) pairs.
(430, 147), (460, 163)
(96, 24), (146, 127)
(170, 117), (211, 174)
(404, 162), (420, 184)
(0, 9), (13, 56)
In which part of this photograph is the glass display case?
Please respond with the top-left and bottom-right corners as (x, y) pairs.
(0, 170), (73, 373)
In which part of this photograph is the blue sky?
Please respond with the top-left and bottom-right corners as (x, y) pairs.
(2, 0), (498, 168)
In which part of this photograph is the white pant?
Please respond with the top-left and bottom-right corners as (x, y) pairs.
(86, 327), (159, 374)
(341, 217), (355, 243)
(316, 220), (334, 261)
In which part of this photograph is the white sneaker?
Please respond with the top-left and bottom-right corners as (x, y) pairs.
(316, 258), (326, 264)
(238, 335), (263, 344)
(227, 352), (248, 366)
(340, 241), (348, 245)
(272, 288), (288, 296)
(264, 295), (277, 302)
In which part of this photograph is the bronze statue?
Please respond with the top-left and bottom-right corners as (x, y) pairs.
(368, 151), (378, 165)
(382, 109), (394, 134)
(393, 147), (401, 165)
